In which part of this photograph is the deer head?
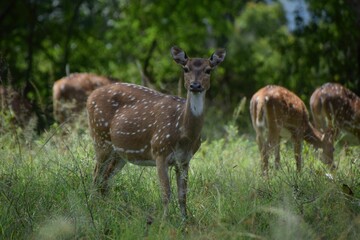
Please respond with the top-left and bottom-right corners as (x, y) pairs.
(87, 46), (226, 219)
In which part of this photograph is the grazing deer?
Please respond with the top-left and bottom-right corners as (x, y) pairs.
(250, 85), (334, 175)
(53, 73), (114, 123)
(86, 46), (226, 219)
(0, 85), (33, 128)
(310, 82), (360, 143)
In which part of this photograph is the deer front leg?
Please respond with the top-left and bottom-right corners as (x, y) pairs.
(176, 163), (189, 220)
(156, 157), (171, 218)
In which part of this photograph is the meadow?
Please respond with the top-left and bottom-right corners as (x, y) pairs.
(0, 110), (360, 240)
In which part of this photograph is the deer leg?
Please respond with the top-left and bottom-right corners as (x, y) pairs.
(256, 133), (269, 176)
(156, 157), (171, 218)
(103, 156), (127, 191)
(313, 111), (326, 132)
(272, 133), (281, 170)
(326, 115), (339, 142)
(93, 144), (126, 194)
(293, 139), (302, 172)
(268, 126), (280, 171)
(175, 163), (189, 220)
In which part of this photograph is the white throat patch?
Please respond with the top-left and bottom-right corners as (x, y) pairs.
(189, 91), (205, 117)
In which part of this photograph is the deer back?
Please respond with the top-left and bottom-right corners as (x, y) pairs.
(87, 83), (198, 162)
(310, 83), (360, 135)
(251, 85), (310, 133)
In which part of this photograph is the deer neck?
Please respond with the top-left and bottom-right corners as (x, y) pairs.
(304, 122), (324, 148)
(179, 90), (205, 141)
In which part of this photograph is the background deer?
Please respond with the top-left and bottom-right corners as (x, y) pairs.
(0, 85), (34, 129)
(310, 82), (360, 144)
(250, 85), (334, 175)
(86, 46), (226, 219)
(53, 73), (114, 123)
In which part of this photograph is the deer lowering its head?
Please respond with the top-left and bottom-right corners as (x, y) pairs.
(250, 85), (335, 175)
(310, 82), (360, 143)
(53, 73), (114, 123)
(86, 46), (226, 219)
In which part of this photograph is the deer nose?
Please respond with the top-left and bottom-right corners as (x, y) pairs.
(189, 82), (203, 92)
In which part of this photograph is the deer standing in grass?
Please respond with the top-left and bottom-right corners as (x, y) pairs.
(53, 73), (114, 123)
(0, 85), (33, 128)
(250, 85), (335, 175)
(86, 46), (226, 219)
(310, 82), (360, 143)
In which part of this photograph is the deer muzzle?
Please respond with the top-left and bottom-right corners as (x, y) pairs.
(189, 82), (204, 93)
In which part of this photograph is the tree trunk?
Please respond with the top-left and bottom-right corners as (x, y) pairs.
(23, 0), (36, 96)
(62, 0), (84, 76)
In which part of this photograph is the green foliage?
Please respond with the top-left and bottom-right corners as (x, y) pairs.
(285, 0), (360, 98)
(225, 2), (295, 105)
(1, 0), (360, 124)
(1, 122), (360, 239)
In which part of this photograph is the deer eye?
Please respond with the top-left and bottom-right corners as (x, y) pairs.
(204, 68), (211, 74)
(183, 66), (190, 73)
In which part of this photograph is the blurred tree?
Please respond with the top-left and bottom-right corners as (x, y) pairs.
(292, 0), (360, 95)
(1, 0), (359, 131)
(226, 2), (290, 103)
(0, 0), (248, 101)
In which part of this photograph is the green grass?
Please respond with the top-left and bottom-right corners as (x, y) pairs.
(1, 119), (360, 239)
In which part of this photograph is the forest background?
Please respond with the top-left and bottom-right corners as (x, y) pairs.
(1, 0), (360, 132)
(1, 1), (360, 239)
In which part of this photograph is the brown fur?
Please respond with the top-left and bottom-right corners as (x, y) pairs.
(0, 85), (33, 128)
(250, 85), (335, 175)
(87, 46), (226, 219)
(310, 82), (360, 142)
(53, 73), (114, 123)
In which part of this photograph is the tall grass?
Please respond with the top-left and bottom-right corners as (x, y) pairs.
(0, 116), (359, 239)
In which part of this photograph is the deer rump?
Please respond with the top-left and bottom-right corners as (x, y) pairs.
(311, 86), (360, 139)
(251, 92), (308, 140)
(87, 82), (199, 166)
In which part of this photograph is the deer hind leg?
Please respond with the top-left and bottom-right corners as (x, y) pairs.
(267, 126), (280, 171)
(175, 163), (189, 220)
(256, 131), (269, 176)
(312, 109), (326, 132)
(93, 144), (126, 194)
(322, 108), (339, 143)
(271, 132), (281, 170)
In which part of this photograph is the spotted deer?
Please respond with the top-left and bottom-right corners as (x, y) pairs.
(53, 73), (114, 123)
(250, 85), (335, 175)
(310, 82), (360, 143)
(86, 46), (226, 219)
(0, 85), (33, 128)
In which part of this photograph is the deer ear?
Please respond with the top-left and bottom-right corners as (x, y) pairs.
(171, 46), (188, 66)
(209, 49), (226, 68)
